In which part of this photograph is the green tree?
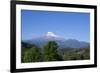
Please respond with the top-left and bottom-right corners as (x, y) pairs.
(44, 41), (62, 61)
(23, 49), (32, 62)
(23, 46), (42, 63)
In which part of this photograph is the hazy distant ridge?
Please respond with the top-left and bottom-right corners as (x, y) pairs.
(24, 32), (89, 49)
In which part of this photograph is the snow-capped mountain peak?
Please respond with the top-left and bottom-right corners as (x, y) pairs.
(24, 32), (89, 49)
(45, 32), (58, 37)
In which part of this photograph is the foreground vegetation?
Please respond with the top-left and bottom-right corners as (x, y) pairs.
(21, 41), (90, 63)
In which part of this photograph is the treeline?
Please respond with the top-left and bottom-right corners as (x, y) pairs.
(62, 48), (90, 60)
(21, 41), (90, 63)
(22, 41), (62, 63)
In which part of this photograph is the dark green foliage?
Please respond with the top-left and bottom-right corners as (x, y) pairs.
(63, 48), (90, 60)
(22, 49), (33, 62)
(22, 41), (33, 49)
(21, 41), (90, 63)
(44, 41), (62, 61)
(22, 46), (42, 63)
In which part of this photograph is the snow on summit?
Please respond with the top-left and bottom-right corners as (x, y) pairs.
(46, 32), (58, 37)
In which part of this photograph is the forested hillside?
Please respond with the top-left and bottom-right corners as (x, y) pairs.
(21, 41), (90, 63)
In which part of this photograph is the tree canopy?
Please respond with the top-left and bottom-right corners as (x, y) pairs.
(44, 41), (62, 61)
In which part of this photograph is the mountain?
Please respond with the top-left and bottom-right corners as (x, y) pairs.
(23, 32), (89, 49)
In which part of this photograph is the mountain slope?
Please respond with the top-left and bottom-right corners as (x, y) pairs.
(23, 32), (89, 49)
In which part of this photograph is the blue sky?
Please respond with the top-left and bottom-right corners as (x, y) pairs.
(21, 10), (90, 42)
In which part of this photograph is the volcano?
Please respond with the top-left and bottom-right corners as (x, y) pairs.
(23, 32), (89, 49)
